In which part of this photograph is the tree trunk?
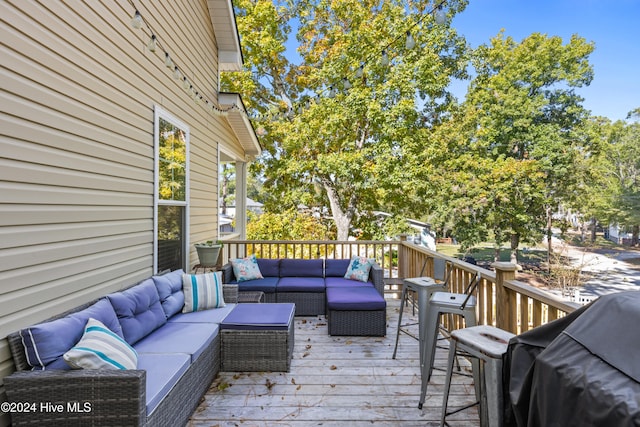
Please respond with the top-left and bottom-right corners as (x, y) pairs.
(546, 205), (552, 273)
(590, 217), (597, 242)
(633, 224), (640, 247)
(322, 179), (354, 241)
(510, 233), (520, 265)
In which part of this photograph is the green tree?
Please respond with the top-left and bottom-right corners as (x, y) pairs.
(219, 163), (236, 216)
(579, 112), (640, 246)
(602, 112), (640, 245)
(247, 209), (334, 240)
(427, 31), (594, 261)
(224, 0), (469, 240)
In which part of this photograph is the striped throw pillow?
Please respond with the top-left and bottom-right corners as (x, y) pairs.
(63, 318), (138, 370)
(182, 271), (226, 312)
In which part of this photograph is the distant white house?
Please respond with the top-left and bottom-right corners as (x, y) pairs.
(607, 223), (632, 245)
(372, 211), (437, 250)
(221, 197), (264, 218)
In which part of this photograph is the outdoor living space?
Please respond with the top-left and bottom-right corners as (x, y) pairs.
(189, 297), (480, 426)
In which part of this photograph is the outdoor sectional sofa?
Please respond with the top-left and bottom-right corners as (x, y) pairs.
(4, 269), (239, 427)
(222, 257), (387, 336)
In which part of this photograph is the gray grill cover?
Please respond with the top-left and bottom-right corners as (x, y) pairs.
(503, 291), (640, 427)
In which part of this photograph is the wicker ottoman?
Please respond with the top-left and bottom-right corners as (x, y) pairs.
(220, 303), (295, 371)
(326, 287), (387, 336)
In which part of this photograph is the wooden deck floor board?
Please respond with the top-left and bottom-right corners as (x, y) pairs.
(189, 298), (480, 426)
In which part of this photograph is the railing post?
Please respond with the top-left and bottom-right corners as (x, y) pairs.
(398, 234), (408, 280)
(492, 262), (518, 333)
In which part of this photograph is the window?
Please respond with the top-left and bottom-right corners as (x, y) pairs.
(154, 107), (189, 273)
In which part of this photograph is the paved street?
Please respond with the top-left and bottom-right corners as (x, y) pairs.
(550, 236), (640, 302)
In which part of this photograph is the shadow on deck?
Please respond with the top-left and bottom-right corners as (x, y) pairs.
(188, 298), (480, 426)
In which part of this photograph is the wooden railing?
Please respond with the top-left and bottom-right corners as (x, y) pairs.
(219, 236), (580, 334)
(220, 238), (400, 280)
(397, 237), (581, 334)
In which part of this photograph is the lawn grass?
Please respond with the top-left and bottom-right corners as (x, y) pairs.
(437, 243), (547, 265)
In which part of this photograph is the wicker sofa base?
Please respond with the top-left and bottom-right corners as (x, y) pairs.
(4, 334), (220, 427)
(276, 291), (325, 316)
(147, 334), (220, 426)
(328, 309), (387, 337)
(221, 321), (294, 372)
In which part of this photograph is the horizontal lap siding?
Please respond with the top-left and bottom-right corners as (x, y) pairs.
(0, 1), (239, 424)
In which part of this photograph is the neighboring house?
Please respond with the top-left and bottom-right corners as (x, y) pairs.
(372, 211), (437, 250)
(223, 197), (264, 218)
(608, 223), (633, 245)
(0, 1), (260, 422)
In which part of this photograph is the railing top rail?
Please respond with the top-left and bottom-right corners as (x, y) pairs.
(503, 278), (580, 313)
(399, 241), (495, 276)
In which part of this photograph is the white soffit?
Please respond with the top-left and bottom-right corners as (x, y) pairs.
(219, 92), (261, 158)
(207, 0), (243, 71)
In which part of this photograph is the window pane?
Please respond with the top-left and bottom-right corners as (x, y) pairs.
(158, 118), (186, 201)
(157, 205), (185, 271)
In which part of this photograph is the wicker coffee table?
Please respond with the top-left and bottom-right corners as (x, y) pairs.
(220, 303), (295, 372)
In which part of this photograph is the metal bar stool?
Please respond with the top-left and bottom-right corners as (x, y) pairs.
(440, 325), (515, 427)
(392, 259), (450, 361)
(418, 272), (481, 409)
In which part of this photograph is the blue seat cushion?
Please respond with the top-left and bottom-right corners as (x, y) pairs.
(107, 279), (168, 345)
(137, 352), (190, 416)
(326, 287), (386, 311)
(280, 259), (324, 277)
(257, 258), (280, 277)
(325, 259), (351, 277)
(228, 277), (279, 293)
(133, 322), (217, 363)
(277, 277), (325, 292)
(168, 304), (236, 324)
(325, 277), (373, 288)
(221, 303), (295, 331)
(18, 298), (123, 370)
(152, 269), (185, 318)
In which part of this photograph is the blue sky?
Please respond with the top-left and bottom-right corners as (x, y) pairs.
(452, 0), (640, 121)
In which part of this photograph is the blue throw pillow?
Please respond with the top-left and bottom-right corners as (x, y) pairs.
(107, 279), (167, 345)
(153, 269), (185, 318)
(19, 298), (123, 370)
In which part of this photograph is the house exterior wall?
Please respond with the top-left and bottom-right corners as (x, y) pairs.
(0, 1), (245, 422)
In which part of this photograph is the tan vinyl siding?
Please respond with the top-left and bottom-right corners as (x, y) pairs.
(0, 1), (245, 424)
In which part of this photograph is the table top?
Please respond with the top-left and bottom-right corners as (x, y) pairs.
(403, 276), (440, 287)
(221, 303), (295, 330)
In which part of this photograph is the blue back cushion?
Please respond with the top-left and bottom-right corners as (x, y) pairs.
(325, 259), (351, 277)
(280, 259), (324, 277)
(256, 258), (280, 277)
(108, 279), (167, 345)
(19, 298), (122, 370)
(152, 269), (185, 318)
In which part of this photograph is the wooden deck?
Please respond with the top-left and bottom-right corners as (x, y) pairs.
(189, 298), (480, 426)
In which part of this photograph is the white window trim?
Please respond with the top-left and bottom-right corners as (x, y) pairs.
(153, 105), (190, 273)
